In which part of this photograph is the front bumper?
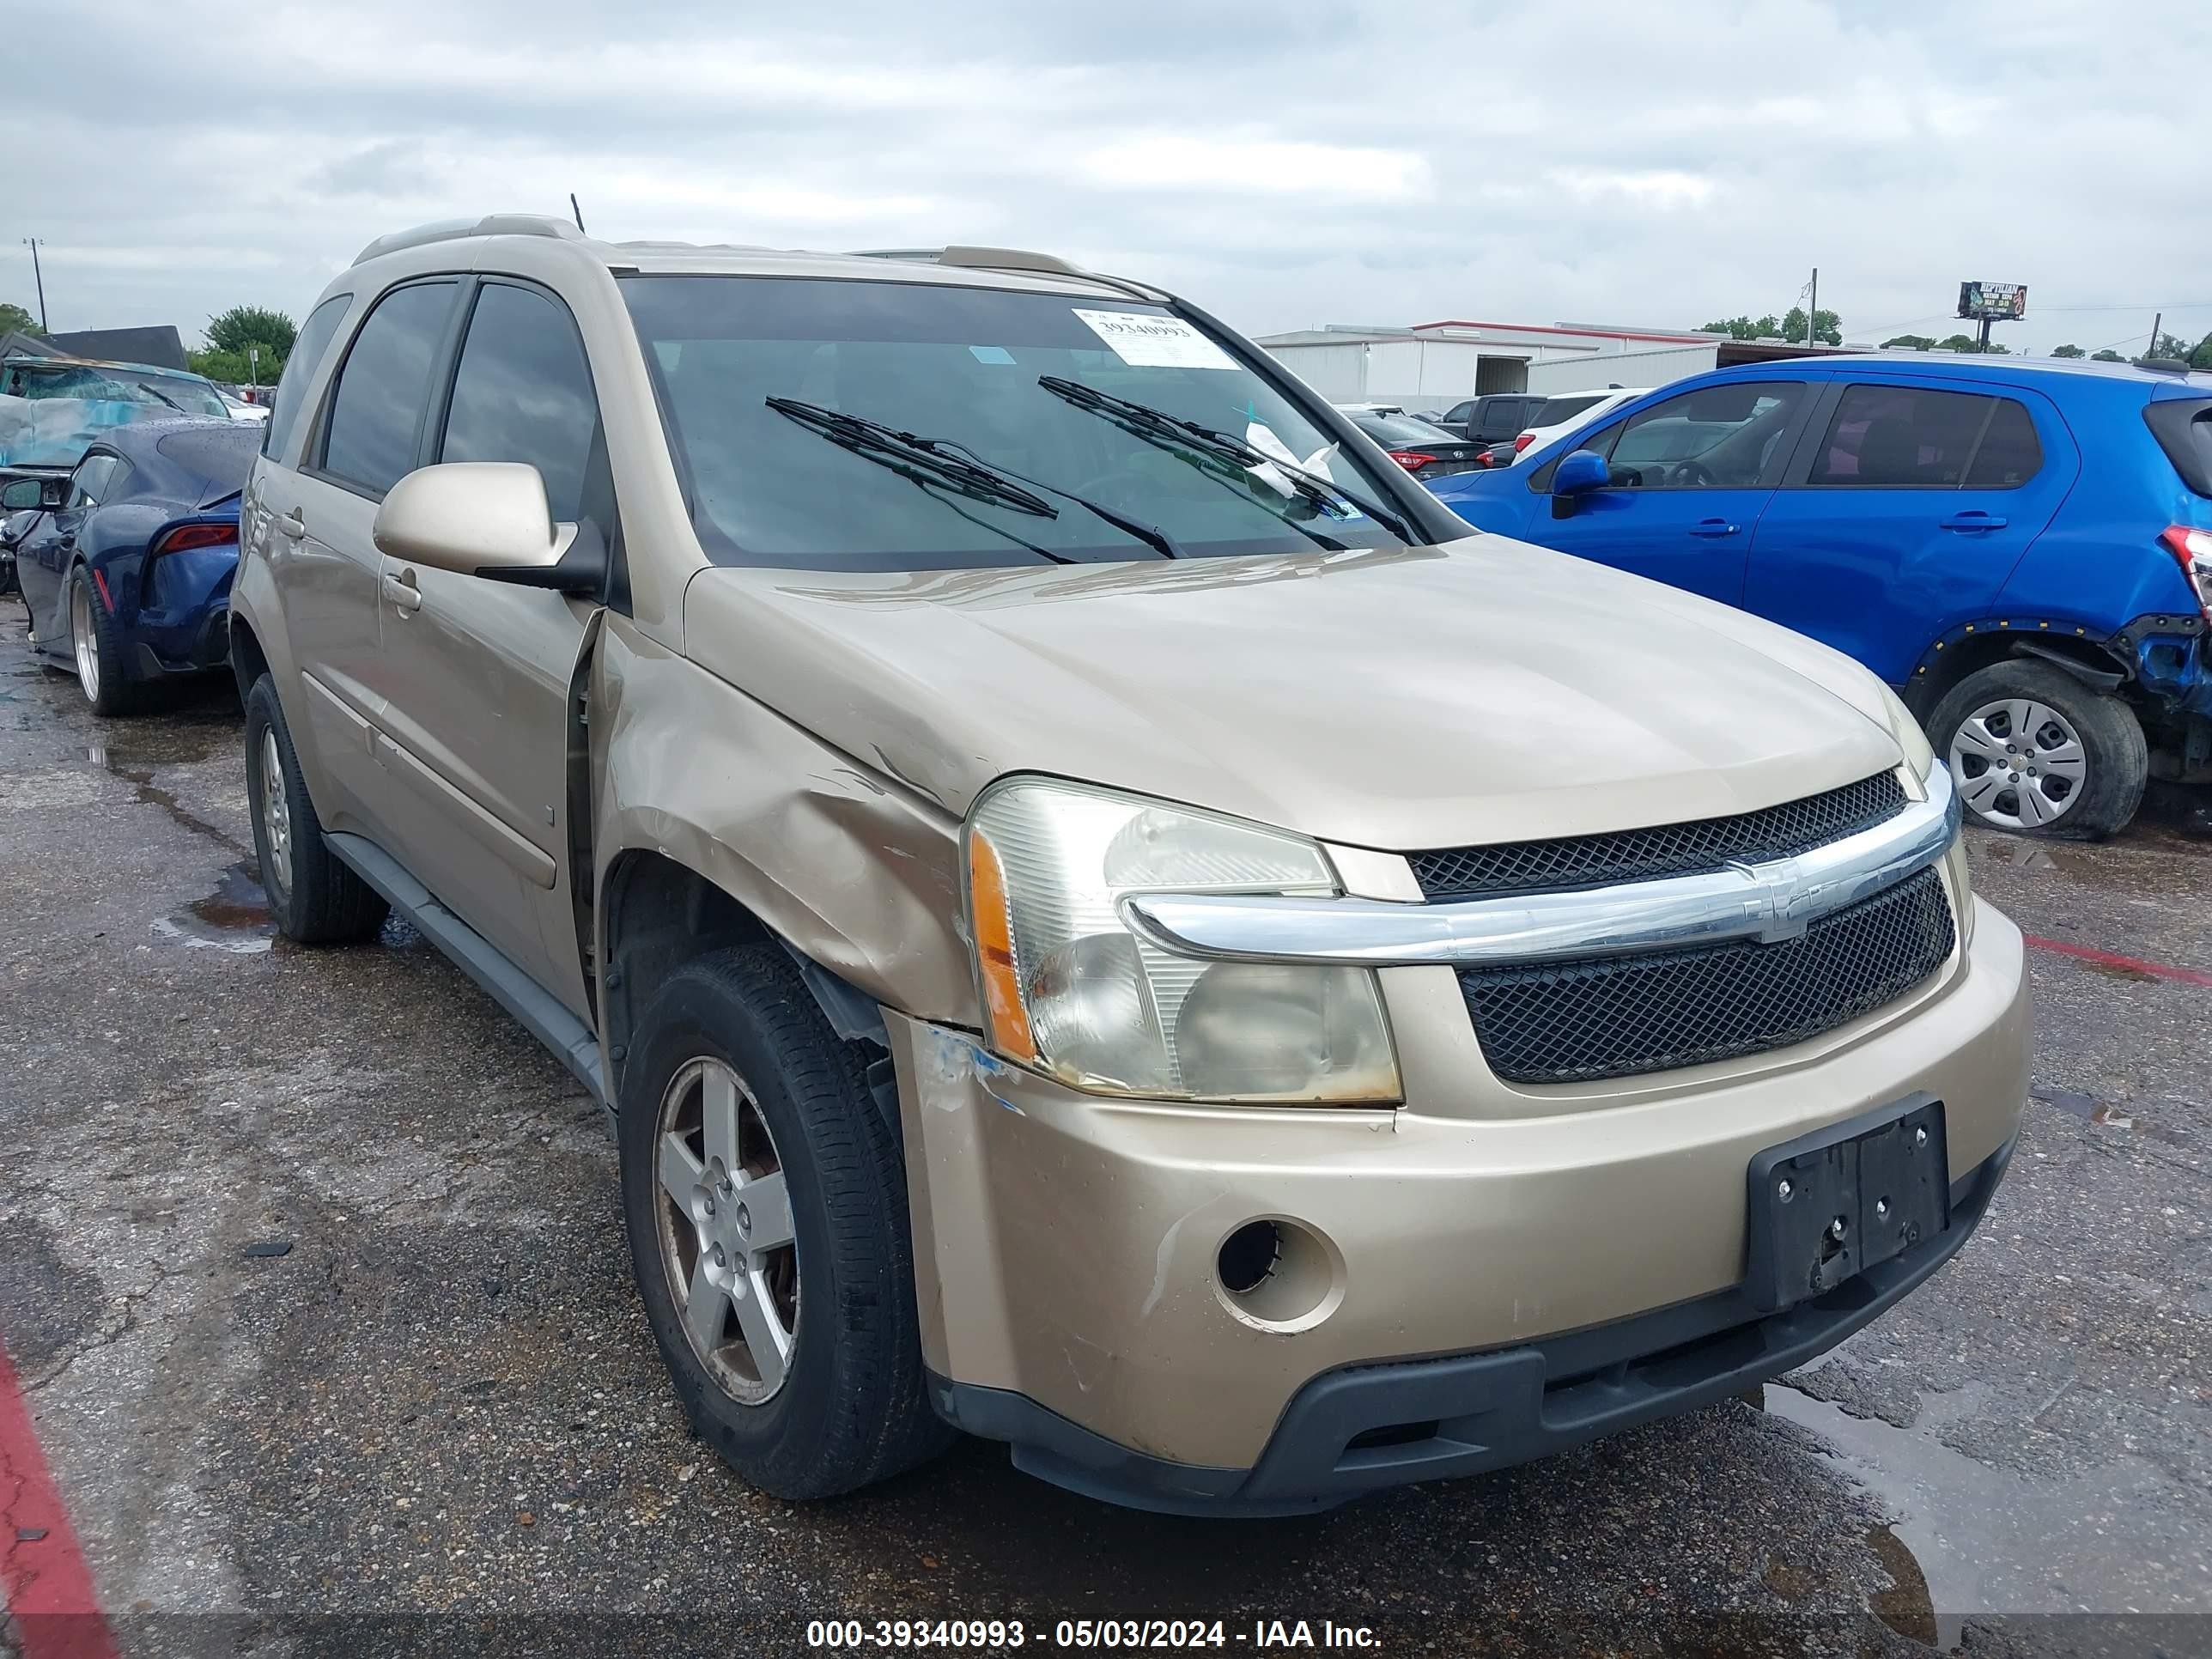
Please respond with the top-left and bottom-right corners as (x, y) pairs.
(931, 1139), (2010, 1516)
(889, 893), (2028, 1502)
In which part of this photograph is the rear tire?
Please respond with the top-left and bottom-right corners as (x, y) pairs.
(619, 945), (951, 1500)
(244, 675), (389, 943)
(1928, 659), (2146, 839)
(70, 566), (142, 717)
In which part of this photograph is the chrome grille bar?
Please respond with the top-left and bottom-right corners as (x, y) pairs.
(1121, 766), (1959, 969)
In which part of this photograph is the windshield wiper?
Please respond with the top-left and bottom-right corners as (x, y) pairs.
(768, 397), (1183, 561)
(1036, 376), (1415, 543)
(135, 381), (186, 413)
(768, 398), (1056, 519)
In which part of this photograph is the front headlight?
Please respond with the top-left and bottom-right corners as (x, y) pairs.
(964, 778), (1400, 1103)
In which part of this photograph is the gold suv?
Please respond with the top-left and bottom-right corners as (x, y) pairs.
(230, 214), (2028, 1515)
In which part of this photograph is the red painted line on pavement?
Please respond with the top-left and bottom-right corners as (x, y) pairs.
(2024, 933), (2212, 988)
(0, 1342), (118, 1659)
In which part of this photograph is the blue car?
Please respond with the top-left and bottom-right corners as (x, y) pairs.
(5, 418), (262, 714)
(1428, 356), (2212, 837)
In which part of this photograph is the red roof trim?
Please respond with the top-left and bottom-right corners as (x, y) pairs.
(1410, 320), (1717, 344)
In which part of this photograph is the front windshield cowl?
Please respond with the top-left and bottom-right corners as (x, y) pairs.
(621, 274), (1414, 575)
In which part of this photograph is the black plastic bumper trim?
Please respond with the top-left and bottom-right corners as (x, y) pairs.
(929, 1134), (2014, 1517)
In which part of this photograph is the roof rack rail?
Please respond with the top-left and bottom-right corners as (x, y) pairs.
(352, 214), (583, 268)
(849, 245), (1166, 304)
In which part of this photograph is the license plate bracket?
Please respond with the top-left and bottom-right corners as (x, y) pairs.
(1744, 1093), (1948, 1313)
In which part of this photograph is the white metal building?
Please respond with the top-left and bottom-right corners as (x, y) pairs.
(1254, 319), (1856, 410)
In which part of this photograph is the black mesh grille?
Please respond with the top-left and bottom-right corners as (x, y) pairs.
(1459, 866), (1955, 1085)
(1410, 772), (1909, 901)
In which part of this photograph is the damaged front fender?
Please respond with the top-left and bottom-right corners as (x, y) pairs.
(589, 616), (977, 1033)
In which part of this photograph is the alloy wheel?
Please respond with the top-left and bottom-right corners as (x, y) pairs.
(258, 728), (293, 902)
(1949, 696), (2087, 830)
(70, 581), (99, 706)
(653, 1057), (799, 1404)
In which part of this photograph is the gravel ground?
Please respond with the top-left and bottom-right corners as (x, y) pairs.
(0, 606), (2205, 1658)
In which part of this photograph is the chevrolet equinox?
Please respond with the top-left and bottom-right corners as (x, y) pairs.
(229, 214), (2029, 1515)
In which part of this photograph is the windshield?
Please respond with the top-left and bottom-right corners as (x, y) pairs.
(13, 365), (228, 419)
(621, 276), (1407, 571)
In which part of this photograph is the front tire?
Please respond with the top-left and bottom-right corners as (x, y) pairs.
(1929, 659), (2146, 839)
(243, 675), (390, 943)
(619, 945), (951, 1500)
(69, 566), (141, 716)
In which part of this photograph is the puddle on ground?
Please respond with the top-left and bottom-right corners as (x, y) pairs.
(1863, 1523), (1938, 1646)
(1766, 1381), (2190, 1645)
(86, 741), (250, 856)
(152, 860), (274, 954)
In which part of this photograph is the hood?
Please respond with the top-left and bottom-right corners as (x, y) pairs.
(680, 536), (1907, 850)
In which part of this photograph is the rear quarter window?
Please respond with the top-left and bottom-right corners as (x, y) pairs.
(2144, 398), (2212, 497)
(264, 292), (355, 464)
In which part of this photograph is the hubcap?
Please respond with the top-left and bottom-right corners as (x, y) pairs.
(258, 729), (292, 901)
(1949, 697), (2086, 830)
(70, 582), (99, 705)
(653, 1058), (798, 1405)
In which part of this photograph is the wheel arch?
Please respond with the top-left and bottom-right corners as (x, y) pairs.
(597, 848), (904, 1127)
(1901, 616), (2130, 720)
(228, 609), (271, 702)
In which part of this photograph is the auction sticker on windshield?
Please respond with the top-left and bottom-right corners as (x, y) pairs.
(1072, 309), (1239, 370)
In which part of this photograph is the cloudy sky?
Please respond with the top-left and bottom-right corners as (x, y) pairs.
(7, 0), (2209, 358)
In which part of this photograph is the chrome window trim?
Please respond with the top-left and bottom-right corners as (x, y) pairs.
(1122, 765), (1959, 969)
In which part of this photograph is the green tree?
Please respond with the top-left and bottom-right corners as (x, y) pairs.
(207, 304), (295, 359)
(1695, 313), (1787, 342)
(1781, 306), (1843, 346)
(2090, 349), (2128, 362)
(2050, 343), (2086, 358)
(0, 301), (40, 337)
(196, 305), (296, 385)
(1937, 333), (1979, 351)
(2189, 332), (2212, 371)
(2136, 331), (2196, 365)
(188, 347), (273, 386)
(1883, 334), (1936, 350)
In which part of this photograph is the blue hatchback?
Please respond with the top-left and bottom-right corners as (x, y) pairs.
(1429, 356), (2212, 836)
(5, 418), (261, 715)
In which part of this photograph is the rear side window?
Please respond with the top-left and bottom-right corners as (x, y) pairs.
(1964, 399), (2043, 487)
(2144, 398), (2212, 497)
(264, 293), (353, 463)
(1532, 393), (1603, 428)
(319, 280), (459, 496)
(1808, 385), (2040, 489)
(66, 453), (118, 508)
(438, 282), (601, 525)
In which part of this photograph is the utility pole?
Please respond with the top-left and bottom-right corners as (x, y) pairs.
(2148, 311), (2163, 361)
(22, 238), (46, 330)
(1808, 267), (1818, 346)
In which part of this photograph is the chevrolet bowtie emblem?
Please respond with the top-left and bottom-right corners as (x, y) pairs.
(1727, 856), (1814, 944)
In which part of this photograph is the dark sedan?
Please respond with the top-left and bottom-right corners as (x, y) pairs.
(4, 418), (260, 714)
(1343, 411), (1490, 480)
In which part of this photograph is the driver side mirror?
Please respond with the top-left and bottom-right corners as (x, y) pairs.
(372, 462), (604, 595)
(1549, 448), (1609, 517)
(1, 477), (65, 512)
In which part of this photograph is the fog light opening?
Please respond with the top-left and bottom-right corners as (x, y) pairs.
(1211, 1217), (1345, 1334)
(1218, 1222), (1281, 1296)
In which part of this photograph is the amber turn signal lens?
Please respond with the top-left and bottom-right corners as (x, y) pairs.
(966, 830), (1038, 1065)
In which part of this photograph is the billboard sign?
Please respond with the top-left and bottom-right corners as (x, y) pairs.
(1958, 282), (2028, 321)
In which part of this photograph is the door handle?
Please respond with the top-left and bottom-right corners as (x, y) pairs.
(381, 569), (422, 615)
(276, 508), (306, 540)
(1688, 517), (1740, 538)
(1939, 511), (2007, 531)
